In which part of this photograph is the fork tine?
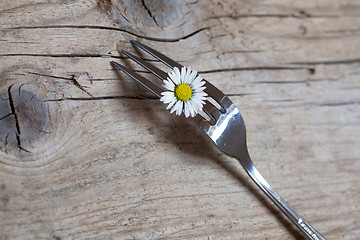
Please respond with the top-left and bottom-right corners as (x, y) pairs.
(131, 40), (182, 69)
(203, 101), (222, 123)
(192, 114), (212, 130)
(203, 82), (230, 109)
(111, 61), (163, 98)
(122, 50), (168, 81)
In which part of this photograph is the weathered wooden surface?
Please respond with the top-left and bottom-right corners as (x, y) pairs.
(0, 0), (359, 239)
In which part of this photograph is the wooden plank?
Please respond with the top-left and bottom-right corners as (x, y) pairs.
(0, 0), (359, 239)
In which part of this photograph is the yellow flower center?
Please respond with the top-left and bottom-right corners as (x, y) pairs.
(174, 84), (192, 101)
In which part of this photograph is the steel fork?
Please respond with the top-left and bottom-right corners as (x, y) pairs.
(111, 40), (326, 240)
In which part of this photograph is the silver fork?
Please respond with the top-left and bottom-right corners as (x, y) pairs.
(111, 40), (326, 240)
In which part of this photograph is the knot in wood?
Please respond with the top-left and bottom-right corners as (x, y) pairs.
(0, 85), (49, 153)
(112, 0), (190, 28)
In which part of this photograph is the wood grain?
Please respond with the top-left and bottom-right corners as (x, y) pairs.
(0, 0), (359, 239)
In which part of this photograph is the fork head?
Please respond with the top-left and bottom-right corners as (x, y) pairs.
(111, 41), (249, 161)
(199, 89), (249, 161)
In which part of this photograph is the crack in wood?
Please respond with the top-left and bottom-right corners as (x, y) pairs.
(7, 86), (21, 133)
(28, 71), (94, 96)
(7, 85), (30, 152)
(7, 25), (210, 42)
(199, 66), (313, 74)
(0, 113), (12, 121)
(226, 93), (255, 97)
(70, 74), (93, 97)
(253, 78), (338, 84)
(45, 95), (159, 102)
(117, 11), (131, 24)
(204, 12), (340, 21)
(318, 101), (360, 107)
(290, 58), (360, 65)
(0, 53), (118, 58)
(27, 72), (74, 80)
(218, 50), (263, 55)
(140, 0), (160, 27)
(28, 72), (93, 97)
(0, 2), (50, 14)
(324, 28), (360, 34)
(254, 80), (311, 84)
(267, 98), (302, 102)
(4, 134), (9, 148)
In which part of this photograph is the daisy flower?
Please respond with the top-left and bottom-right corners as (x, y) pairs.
(160, 66), (207, 118)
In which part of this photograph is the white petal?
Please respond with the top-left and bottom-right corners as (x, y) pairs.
(167, 73), (175, 83)
(160, 97), (172, 104)
(191, 108), (197, 117)
(193, 75), (203, 83)
(160, 92), (176, 104)
(170, 100), (182, 115)
(161, 91), (175, 97)
(190, 97), (203, 111)
(193, 92), (207, 98)
(163, 79), (175, 91)
(184, 67), (192, 84)
(191, 76), (204, 88)
(172, 67), (181, 84)
(177, 102), (184, 115)
(168, 71), (174, 79)
(184, 101), (190, 118)
(194, 86), (206, 92)
(187, 100), (197, 117)
(180, 66), (186, 83)
(176, 101), (184, 115)
(166, 99), (177, 110)
(189, 70), (197, 82)
(192, 81), (206, 91)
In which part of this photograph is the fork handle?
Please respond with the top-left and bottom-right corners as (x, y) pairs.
(237, 156), (326, 240)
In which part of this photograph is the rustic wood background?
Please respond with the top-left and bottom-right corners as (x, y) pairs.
(1, 0), (359, 239)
